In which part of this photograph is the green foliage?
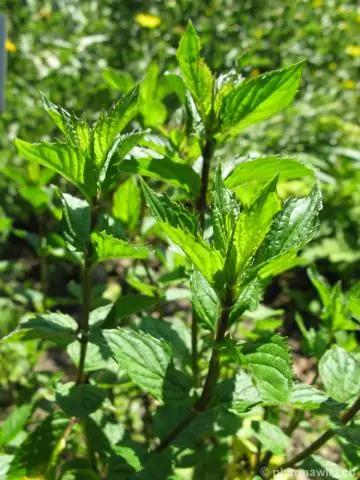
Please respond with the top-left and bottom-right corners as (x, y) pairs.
(104, 329), (191, 402)
(90, 231), (149, 263)
(239, 335), (293, 404)
(319, 347), (360, 404)
(1, 11), (359, 480)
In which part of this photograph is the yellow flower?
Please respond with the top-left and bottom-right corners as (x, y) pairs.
(135, 13), (161, 29)
(345, 45), (360, 57)
(343, 80), (355, 89)
(329, 62), (337, 71)
(312, 0), (322, 7)
(5, 39), (16, 53)
(254, 29), (263, 39)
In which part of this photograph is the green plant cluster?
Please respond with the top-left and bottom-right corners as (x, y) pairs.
(0, 2), (360, 480)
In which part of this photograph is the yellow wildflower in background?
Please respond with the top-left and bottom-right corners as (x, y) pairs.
(135, 13), (161, 29)
(312, 0), (322, 7)
(345, 45), (360, 57)
(343, 80), (355, 89)
(254, 29), (263, 39)
(5, 39), (16, 53)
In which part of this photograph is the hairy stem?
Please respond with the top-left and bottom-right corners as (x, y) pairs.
(192, 136), (216, 386)
(76, 201), (99, 384)
(76, 258), (92, 384)
(155, 287), (233, 452)
(38, 215), (48, 312)
(267, 395), (360, 476)
(196, 137), (215, 230)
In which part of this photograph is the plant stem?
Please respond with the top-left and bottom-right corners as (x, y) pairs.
(196, 137), (215, 230)
(155, 286), (233, 452)
(267, 395), (360, 476)
(192, 136), (216, 386)
(76, 258), (92, 384)
(38, 214), (48, 312)
(76, 201), (99, 384)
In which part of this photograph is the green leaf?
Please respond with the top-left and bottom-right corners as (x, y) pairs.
(60, 193), (91, 251)
(102, 67), (134, 93)
(254, 184), (322, 277)
(112, 177), (141, 231)
(141, 180), (198, 234)
(103, 329), (191, 402)
(15, 139), (96, 199)
(67, 329), (117, 372)
(289, 383), (328, 410)
(120, 155), (201, 193)
(61, 469), (102, 480)
(92, 87), (139, 168)
(300, 456), (355, 480)
(217, 62), (304, 136)
(191, 269), (220, 332)
(108, 446), (143, 479)
(308, 266), (332, 308)
(42, 95), (81, 146)
(100, 131), (147, 194)
(176, 21), (214, 122)
(56, 382), (106, 418)
(348, 282), (360, 321)
(252, 420), (290, 455)
(0, 404), (32, 448)
(101, 295), (160, 329)
(225, 156), (315, 204)
(216, 370), (261, 414)
(319, 346), (360, 403)
(7, 414), (68, 479)
(91, 231), (148, 263)
(19, 185), (50, 211)
(3, 312), (77, 347)
(228, 177), (281, 280)
(240, 335), (293, 404)
(0, 456), (13, 479)
(141, 181), (224, 288)
(139, 316), (191, 366)
(326, 282), (357, 331)
(229, 278), (263, 324)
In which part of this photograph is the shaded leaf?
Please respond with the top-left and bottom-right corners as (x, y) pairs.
(289, 383), (328, 410)
(252, 420), (290, 455)
(56, 383), (106, 418)
(3, 313), (77, 347)
(319, 346), (360, 404)
(120, 155), (200, 193)
(113, 177), (141, 231)
(191, 270), (220, 332)
(60, 193), (91, 251)
(103, 329), (191, 402)
(240, 335), (293, 404)
(7, 414), (68, 479)
(0, 404), (32, 448)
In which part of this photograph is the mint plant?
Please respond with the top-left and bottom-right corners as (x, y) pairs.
(1, 22), (359, 480)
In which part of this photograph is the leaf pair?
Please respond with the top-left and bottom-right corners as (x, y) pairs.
(15, 88), (141, 202)
(177, 21), (304, 139)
